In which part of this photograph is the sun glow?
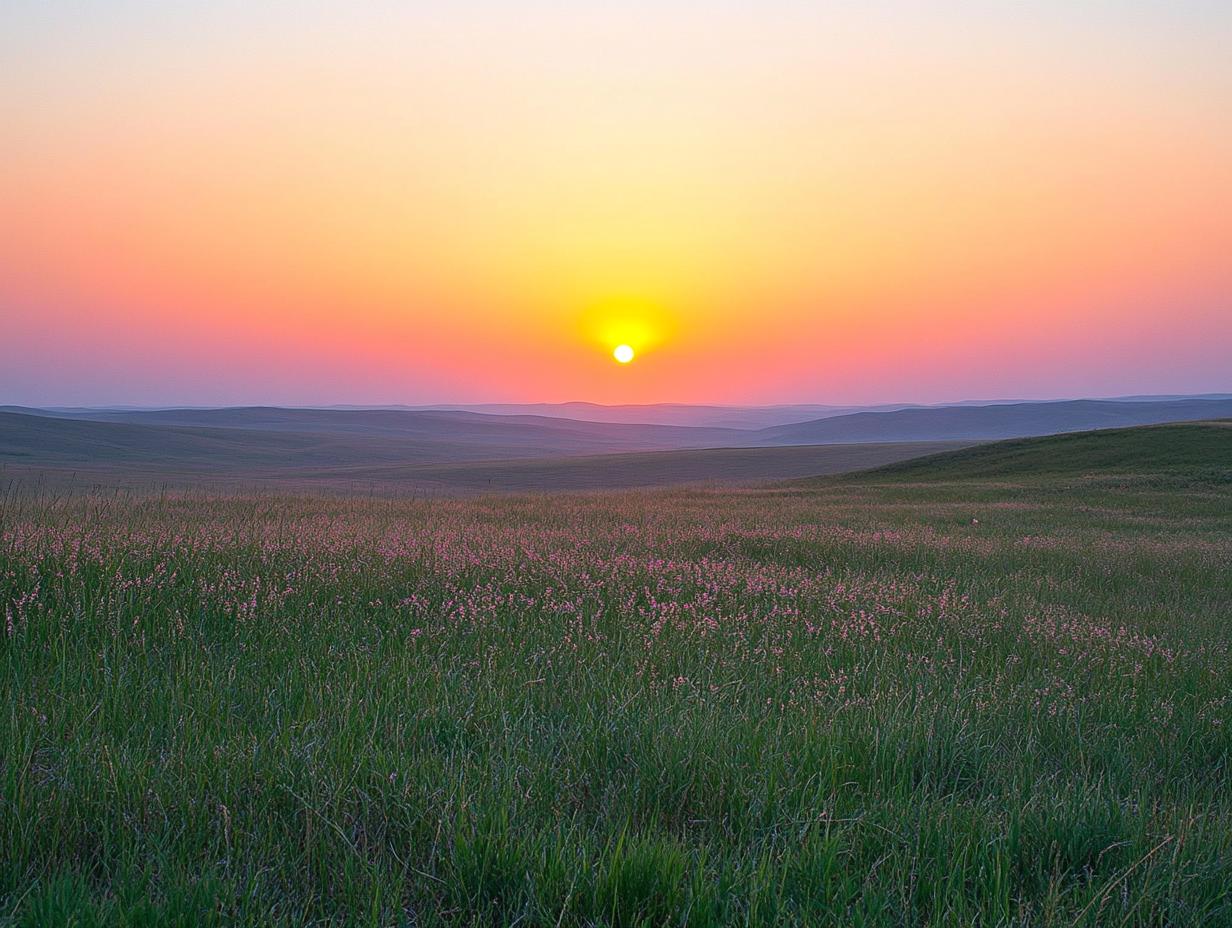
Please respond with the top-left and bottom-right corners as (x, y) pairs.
(1, 5), (1229, 406)
(613, 344), (635, 364)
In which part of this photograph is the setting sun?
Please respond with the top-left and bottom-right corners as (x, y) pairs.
(613, 344), (635, 364)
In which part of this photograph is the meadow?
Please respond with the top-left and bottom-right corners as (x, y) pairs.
(2, 427), (1230, 926)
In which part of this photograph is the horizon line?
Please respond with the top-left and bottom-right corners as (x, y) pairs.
(7, 391), (1232, 414)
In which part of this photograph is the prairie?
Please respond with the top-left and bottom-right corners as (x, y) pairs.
(0, 409), (968, 495)
(1, 424), (1230, 926)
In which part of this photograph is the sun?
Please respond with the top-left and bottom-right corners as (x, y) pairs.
(613, 344), (635, 364)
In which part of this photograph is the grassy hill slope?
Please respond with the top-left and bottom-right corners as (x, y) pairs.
(844, 420), (1231, 484)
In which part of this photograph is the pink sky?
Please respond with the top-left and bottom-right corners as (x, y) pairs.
(3, 2), (1230, 406)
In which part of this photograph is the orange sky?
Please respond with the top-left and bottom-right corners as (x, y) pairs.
(2, 2), (1230, 405)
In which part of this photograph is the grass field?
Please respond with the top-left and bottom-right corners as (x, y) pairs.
(2, 424), (1230, 925)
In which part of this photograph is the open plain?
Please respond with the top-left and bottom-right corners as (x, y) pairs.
(3, 424), (1229, 925)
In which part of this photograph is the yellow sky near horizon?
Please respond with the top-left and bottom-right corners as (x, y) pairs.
(3, 2), (1230, 404)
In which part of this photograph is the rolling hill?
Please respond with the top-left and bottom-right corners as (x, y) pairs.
(4, 399), (1230, 495)
(757, 398), (1232, 445)
(841, 420), (1232, 484)
(276, 442), (972, 494)
(0, 409), (968, 494)
(0, 407), (744, 457)
(11, 396), (1231, 451)
(409, 402), (871, 428)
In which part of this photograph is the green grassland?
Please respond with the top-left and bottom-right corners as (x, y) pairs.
(2, 424), (1230, 926)
(850, 420), (1232, 485)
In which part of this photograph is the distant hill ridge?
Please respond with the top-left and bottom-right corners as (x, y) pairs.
(0, 408), (745, 467)
(5, 396), (1231, 446)
(0, 408), (969, 494)
(757, 398), (1232, 445)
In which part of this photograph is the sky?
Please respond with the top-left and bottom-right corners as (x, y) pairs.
(2, 1), (1230, 407)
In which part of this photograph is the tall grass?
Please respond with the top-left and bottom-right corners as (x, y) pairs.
(2, 476), (1229, 925)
